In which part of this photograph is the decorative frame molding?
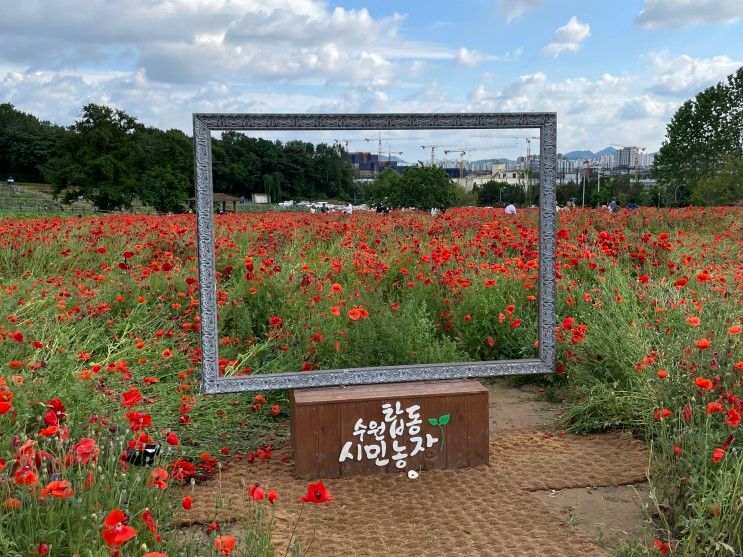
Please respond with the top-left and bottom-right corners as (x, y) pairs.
(193, 113), (557, 393)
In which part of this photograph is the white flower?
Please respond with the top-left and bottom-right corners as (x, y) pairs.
(407, 470), (419, 480)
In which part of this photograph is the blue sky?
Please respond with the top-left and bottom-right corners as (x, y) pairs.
(0, 0), (741, 160)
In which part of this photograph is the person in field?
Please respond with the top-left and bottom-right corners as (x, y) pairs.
(504, 202), (516, 215)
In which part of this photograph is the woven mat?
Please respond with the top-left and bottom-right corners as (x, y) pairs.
(174, 429), (647, 556)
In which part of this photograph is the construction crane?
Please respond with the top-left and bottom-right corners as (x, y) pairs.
(443, 146), (513, 180)
(384, 144), (404, 162)
(470, 134), (539, 168)
(362, 133), (422, 162)
(420, 144), (457, 166)
(334, 138), (353, 152)
(471, 134), (540, 200)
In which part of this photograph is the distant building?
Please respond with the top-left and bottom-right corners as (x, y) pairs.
(251, 193), (271, 204)
(454, 169), (525, 191)
(617, 147), (642, 170)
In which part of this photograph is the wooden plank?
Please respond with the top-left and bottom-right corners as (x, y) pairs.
(466, 392), (489, 467)
(317, 403), (341, 478)
(294, 379), (486, 405)
(292, 404), (319, 479)
(339, 401), (365, 477)
(445, 395), (469, 468)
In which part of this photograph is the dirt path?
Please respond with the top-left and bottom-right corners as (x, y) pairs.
(178, 380), (650, 556)
(487, 381), (651, 553)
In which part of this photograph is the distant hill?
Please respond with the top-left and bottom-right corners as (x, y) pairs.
(472, 157), (515, 164)
(563, 147), (617, 160)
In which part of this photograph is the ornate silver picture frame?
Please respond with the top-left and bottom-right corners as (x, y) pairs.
(193, 113), (557, 393)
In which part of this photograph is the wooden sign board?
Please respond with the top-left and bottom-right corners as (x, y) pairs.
(291, 379), (489, 479)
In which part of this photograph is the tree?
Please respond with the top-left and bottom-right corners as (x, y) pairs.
(0, 103), (66, 183)
(653, 67), (743, 205)
(476, 180), (511, 205)
(46, 104), (144, 211)
(691, 156), (743, 206)
(136, 128), (193, 213)
(367, 168), (402, 204)
(385, 164), (458, 211)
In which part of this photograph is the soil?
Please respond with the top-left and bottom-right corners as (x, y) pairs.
(177, 379), (651, 556)
(487, 380), (652, 552)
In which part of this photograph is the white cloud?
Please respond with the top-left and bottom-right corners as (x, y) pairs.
(636, 0), (743, 29)
(454, 48), (483, 67)
(647, 52), (742, 95)
(468, 71), (680, 151)
(0, 1), (413, 87)
(497, 0), (542, 23)
(542, 16), (591, 56)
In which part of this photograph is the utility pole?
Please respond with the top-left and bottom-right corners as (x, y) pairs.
(582, 160), (589, 207)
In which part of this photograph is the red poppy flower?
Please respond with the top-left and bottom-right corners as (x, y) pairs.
(72, 437), (98, 464)
(268, 315), (282, 328)
(166, 431), (180, 446)
(170, 459), (195, 481)
(148, 467), (169, 490)
(39, 425), (59, 437)
(14, 466), (37, 486)
(121, 387), (143, 407)
(248, 484), (265, 501)
(142, 509), (160, 541)
(301, 481), (333, 504)
(657, 370), (668, 379)
(101, 509), (137, 548)
(214, 535), (236, 555)
(653, 539), (670, 553)
(729, 325), (741, 335)
(694, 338), (711, 350)
(706, 401), (723, 414)
(2, 497), (21, 510)
(182, 497), (193, 510)
(694, 377), (713, 390)
(40, 480), (74, 498)
(712, 448), (725, 463)
(654, 408), (672, 420)
(348, 308), (361, 321)
(685, 316), (701, 326)
(267, 490), (278, 503)
(726, 408), (741, 427)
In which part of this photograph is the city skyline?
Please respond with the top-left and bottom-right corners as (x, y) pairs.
(0, 0), (741, 158)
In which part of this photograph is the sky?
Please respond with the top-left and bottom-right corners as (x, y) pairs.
(0, 0), (741, 161)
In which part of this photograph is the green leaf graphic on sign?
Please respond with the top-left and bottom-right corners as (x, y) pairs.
(428, 418), (439, 426)
(438, 414), (451, 425)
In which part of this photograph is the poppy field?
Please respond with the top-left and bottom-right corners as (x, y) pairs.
(0, 206), (740, 556)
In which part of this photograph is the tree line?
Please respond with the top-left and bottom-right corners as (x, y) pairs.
(0, 103), (356, 212)
(653, 66), (742, 206)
